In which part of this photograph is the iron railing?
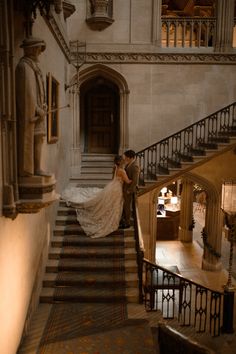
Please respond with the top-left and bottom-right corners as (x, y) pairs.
(143, 259), (224, 337)
(161, 17), (216, 48)
(137, 102), (236, 185)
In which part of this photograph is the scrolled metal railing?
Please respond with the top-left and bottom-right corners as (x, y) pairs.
(137, 102), (236, 185)
(143, 258), (224, 337)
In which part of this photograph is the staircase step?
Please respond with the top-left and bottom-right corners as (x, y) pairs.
(46, 259), (138, 273)
(48, 247), (136, 260)
(208, 136), (230, 143)
(81, 160), (114, 167)
(55, 215), (77, 226)
(53, 225), (126, 236)
(53, 225), (86, 236)
(57, 207), (76, 216)
(40, 286), (139, 303)
(192, 155), (208, 161)
(40, 286), (126, 303)
(51, 235), (135, 247)
(67, 179), (108, 188)
(51, 236), (135, 248)
(168, 168), (181, 174)
(75, 173), (112, 180)
(81, 153), (115, 162)
(43, 272), (138, 288)
(81, 167), (113, 174)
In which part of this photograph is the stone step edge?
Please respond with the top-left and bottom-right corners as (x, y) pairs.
(48, 247), (136, 255)
(40, 287), (139, 300)
(43, 272), (138, 281)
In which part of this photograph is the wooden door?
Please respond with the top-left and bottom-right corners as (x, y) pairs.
(87, 92), (117, 153)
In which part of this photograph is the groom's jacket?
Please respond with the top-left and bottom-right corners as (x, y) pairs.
(124, 159), (140, 194)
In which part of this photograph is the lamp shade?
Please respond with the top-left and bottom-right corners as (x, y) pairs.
(221, 181), (236, 214)
(161, 187), (167, 194)
(171, 196), (178, 205)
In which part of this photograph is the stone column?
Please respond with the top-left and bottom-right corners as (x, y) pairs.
(70, 84), (81, 177)
(152, 0), (162, 46)
(179, 179), (194, 242)
(214, 0), (235, 52)
(1, 0), (18, 218)
(202, 196), (222, 271)
(119, 89), (129, 154)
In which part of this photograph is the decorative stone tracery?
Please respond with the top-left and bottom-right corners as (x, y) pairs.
(86, 0), (114, 30)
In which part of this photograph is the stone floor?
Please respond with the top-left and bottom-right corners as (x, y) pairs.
(154, 204), (236, 354)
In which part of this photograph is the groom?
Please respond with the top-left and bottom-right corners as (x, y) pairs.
(120, 150), (140, 229)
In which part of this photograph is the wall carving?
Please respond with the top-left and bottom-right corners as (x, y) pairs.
(43, 11), (71, 62)
(73, 52), (236, 65)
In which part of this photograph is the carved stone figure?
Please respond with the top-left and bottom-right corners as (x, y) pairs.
(16, 37), (50, 177)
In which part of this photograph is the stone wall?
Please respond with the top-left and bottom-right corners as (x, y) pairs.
(0, 10), (72, 354)
(68, 0), (236, 153)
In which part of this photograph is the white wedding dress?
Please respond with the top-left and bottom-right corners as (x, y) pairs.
(62, 171), (124, 238)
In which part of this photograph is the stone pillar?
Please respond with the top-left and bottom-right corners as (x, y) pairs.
(179, 179), (194, 242)
(1, 0), (18, 218)
(119, 89), (129, 154)
(152, 0), (162, 46)
(214, 0), (235, 52)
(202, 196), (222, 271)
(70, 83), (81, 177)
(138, 190), (156, 262)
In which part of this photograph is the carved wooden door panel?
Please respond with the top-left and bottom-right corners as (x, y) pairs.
(88, 92), (116, 153)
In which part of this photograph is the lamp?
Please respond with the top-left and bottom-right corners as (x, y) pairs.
(161, 187), (167, 197)
(221, 180), (236, 333)
(171, 196), (178, 204)
(65, 40), (86, 91)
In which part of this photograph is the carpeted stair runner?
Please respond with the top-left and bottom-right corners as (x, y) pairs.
(40, 201), (140, 304)
(17, 201), (157, 353)
(18, 303), (157, 353)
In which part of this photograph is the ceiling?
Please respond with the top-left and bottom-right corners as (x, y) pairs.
(161, 0), (216, 17)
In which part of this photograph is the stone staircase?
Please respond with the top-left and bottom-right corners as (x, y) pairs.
(140, 134), (236, 193)
(40, 201), (139, 304)
(70, 153), (115, 187)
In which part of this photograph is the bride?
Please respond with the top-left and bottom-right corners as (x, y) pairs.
(62, 155), (131, 238)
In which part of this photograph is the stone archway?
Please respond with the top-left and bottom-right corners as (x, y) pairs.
(185, 172), (223, 271)
(69, 64), (130, 176)
(80, 76), (120, 154)
(148, 173), (223, 271)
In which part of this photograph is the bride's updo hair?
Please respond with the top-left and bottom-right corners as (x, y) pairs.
(114, 155), (123, 166)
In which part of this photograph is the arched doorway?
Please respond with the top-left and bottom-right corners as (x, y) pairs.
(80, 76), (120, 154)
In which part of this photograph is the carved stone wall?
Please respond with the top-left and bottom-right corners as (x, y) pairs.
(0, 0), (18, 219)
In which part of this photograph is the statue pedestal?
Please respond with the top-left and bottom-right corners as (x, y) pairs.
(17, 174), (59, 213)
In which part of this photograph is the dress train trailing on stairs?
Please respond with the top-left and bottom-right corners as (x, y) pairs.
(62, 174), (124, 238)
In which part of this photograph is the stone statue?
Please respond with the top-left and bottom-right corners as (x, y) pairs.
(16, 37), (50, 177)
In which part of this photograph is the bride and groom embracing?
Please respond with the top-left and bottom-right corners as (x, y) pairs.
(62, 150), (140, 239)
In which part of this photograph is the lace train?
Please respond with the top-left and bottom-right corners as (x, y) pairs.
(62, 178), (123, 238)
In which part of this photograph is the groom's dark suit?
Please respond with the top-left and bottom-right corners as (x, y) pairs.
(123, 159), (140, 226)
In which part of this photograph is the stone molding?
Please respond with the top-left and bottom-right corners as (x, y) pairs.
(72, 52), (236, 65)
(42, 9), (71, 62)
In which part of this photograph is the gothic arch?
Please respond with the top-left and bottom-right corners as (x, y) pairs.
(149, 172), (222, 270)
(185, 172), (223, 270)
(70, 64), (130, 154)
